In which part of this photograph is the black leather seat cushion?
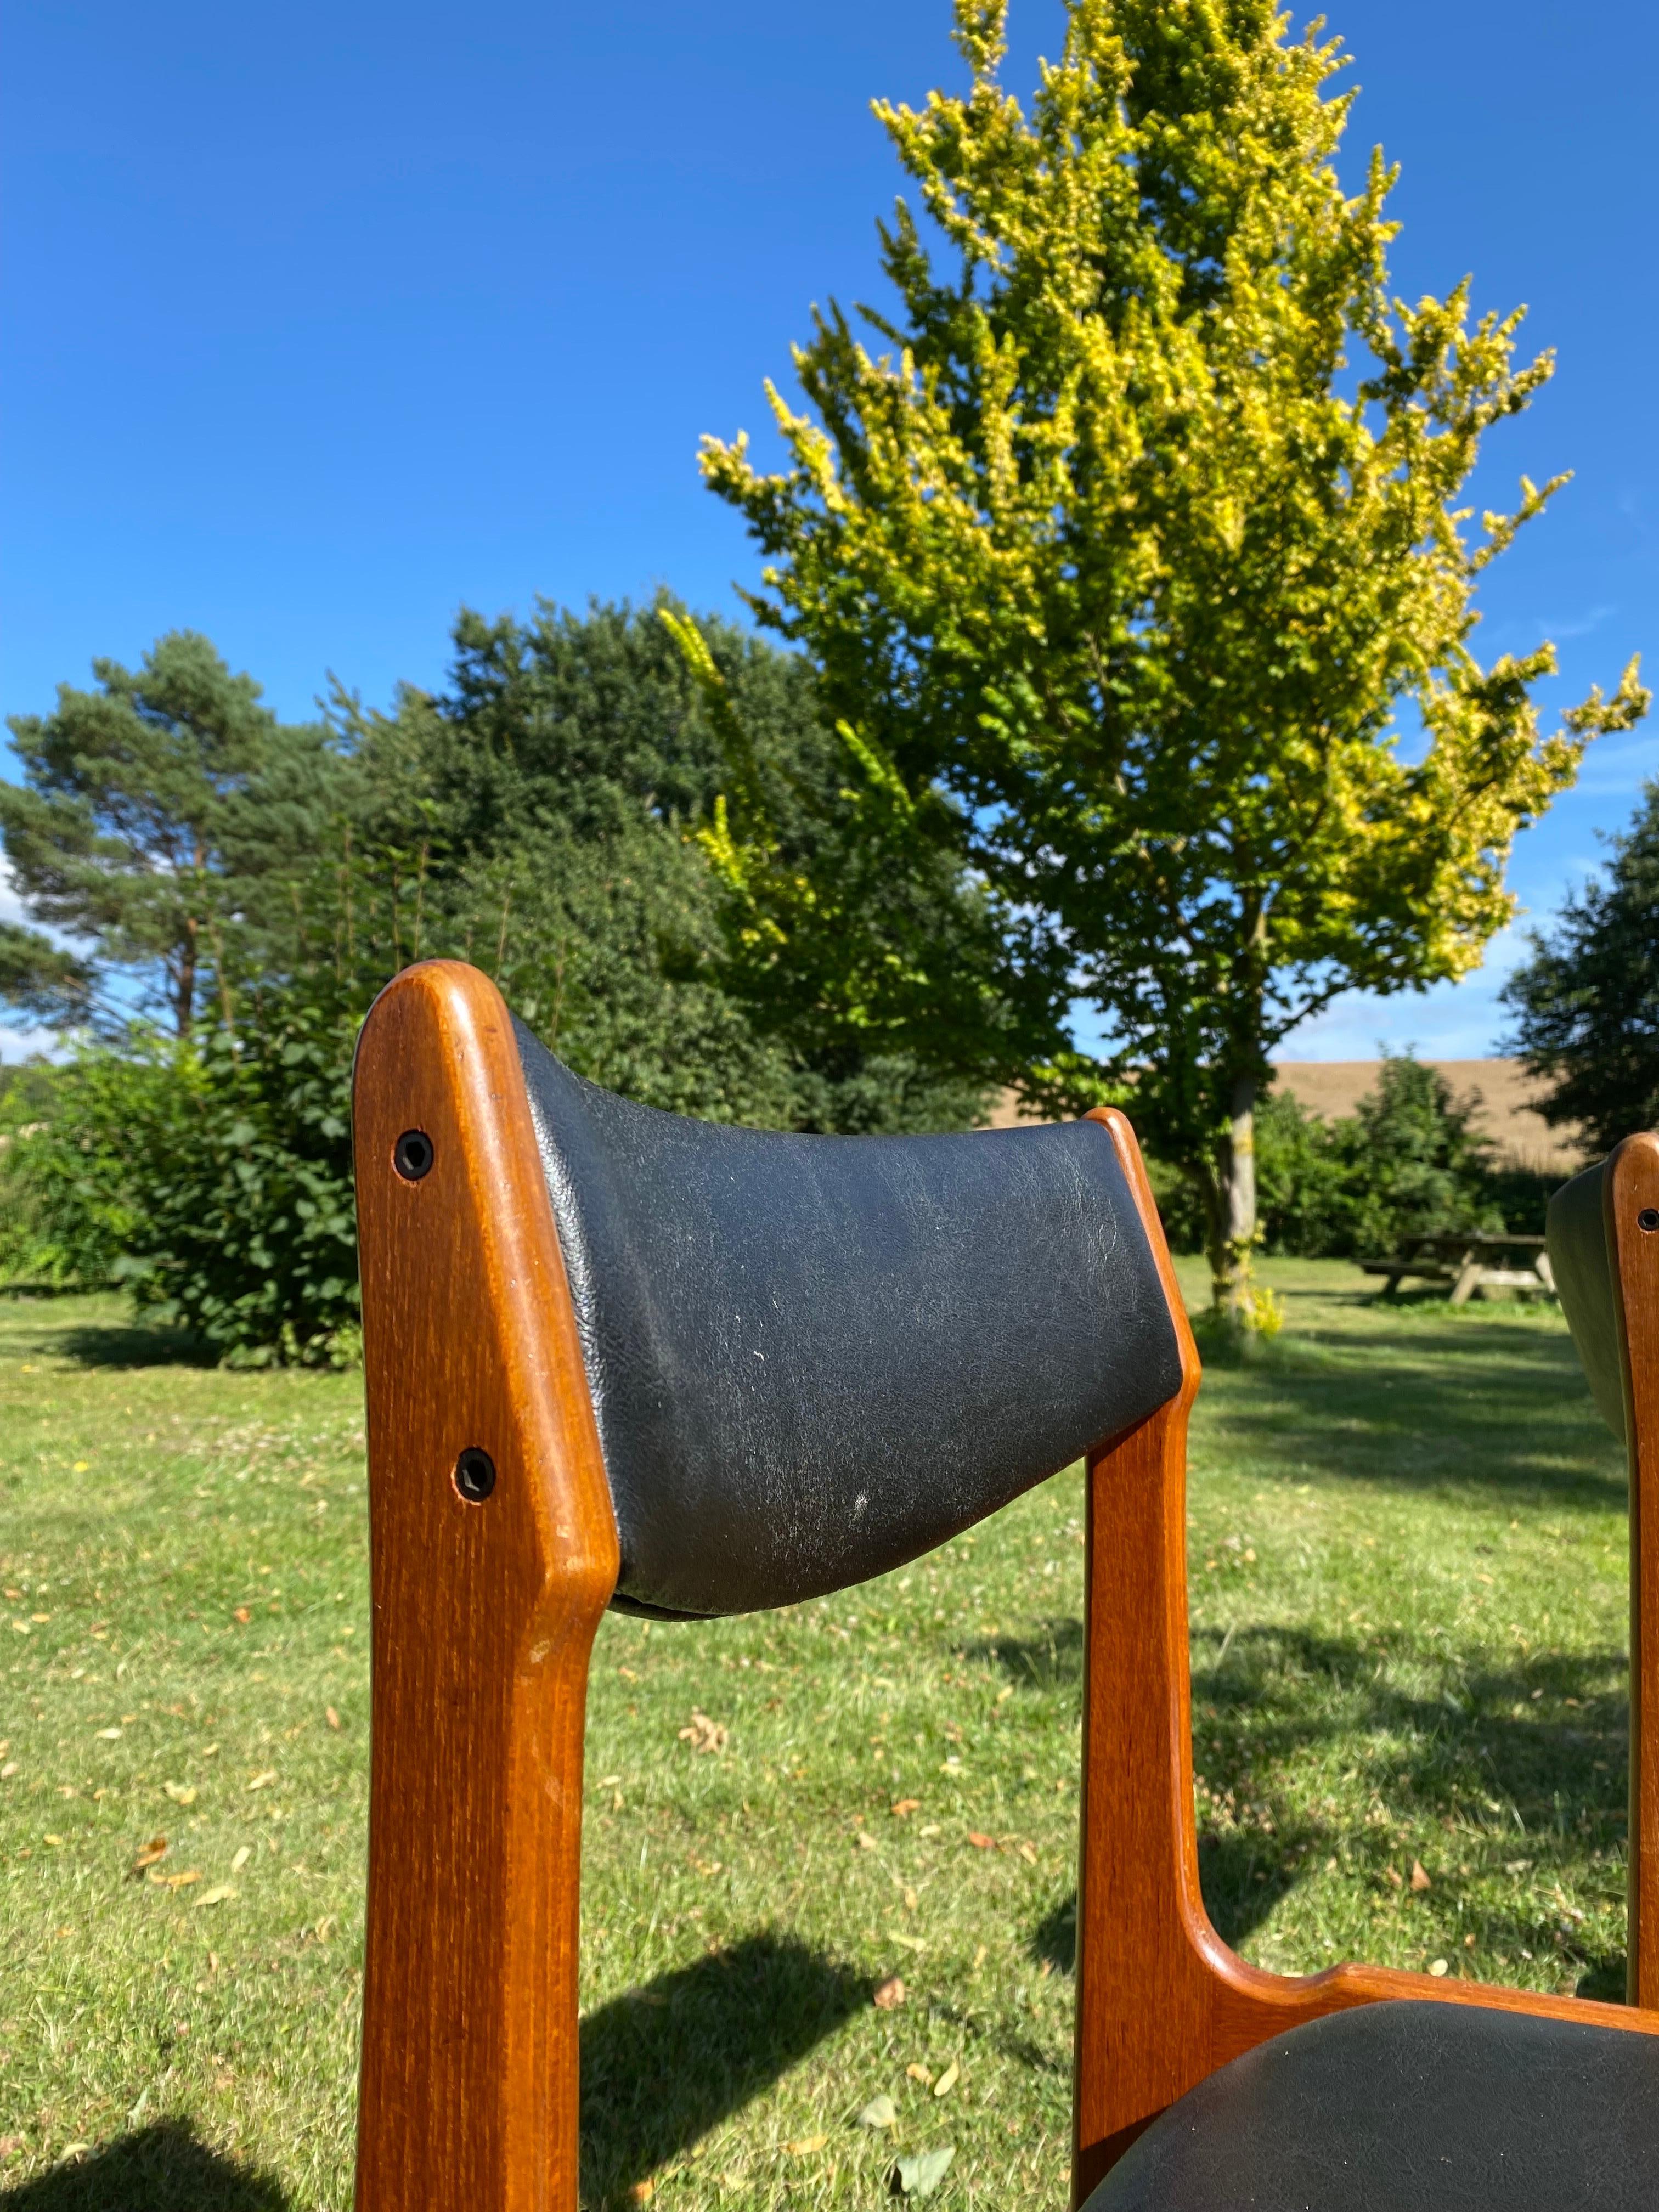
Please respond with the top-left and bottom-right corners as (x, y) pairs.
(512, 1022), (1183, 1618)
(1086, 1999), (1659, 2211)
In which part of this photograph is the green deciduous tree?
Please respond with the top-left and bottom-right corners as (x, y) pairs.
(1503, 782), (1659, 1155)
(701, 0), (1646, 1314)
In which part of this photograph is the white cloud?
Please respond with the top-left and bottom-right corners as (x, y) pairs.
(1276, 929), (1534, 1063)
(0, 1024), (67, 1065)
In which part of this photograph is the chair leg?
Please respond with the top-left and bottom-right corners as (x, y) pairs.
(353, 962), (618, 2212)
(1070, 1109), (1659, 2207)
(1602, 1134), (1659, 2007)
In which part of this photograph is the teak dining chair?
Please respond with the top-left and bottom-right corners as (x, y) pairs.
(352, 960), (1659, 2212)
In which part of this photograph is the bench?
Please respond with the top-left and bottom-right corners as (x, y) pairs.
(1361, 1231), (1556, 1305)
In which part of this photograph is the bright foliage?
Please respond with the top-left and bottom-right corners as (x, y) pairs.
(701, 0), (1646, 1299)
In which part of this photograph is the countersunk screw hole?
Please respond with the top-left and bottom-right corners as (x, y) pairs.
(1640, 1208), (1659, 1234)
(394, 1129), (434, 1181)
(455, 1447), (496, 1503)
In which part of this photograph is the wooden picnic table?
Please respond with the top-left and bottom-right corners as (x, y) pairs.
(1360, 1231), (1556, 1306)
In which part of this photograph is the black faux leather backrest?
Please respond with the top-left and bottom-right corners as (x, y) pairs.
(513, 1022), (1184, 1617)
(1547, 1158), (1626, 1443)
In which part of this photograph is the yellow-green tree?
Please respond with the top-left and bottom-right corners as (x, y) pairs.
(701, 0), (1646, 1315)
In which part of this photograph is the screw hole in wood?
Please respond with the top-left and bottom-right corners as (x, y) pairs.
(454, 1447), (496, 1503)
(393, 1129), (435, 1181)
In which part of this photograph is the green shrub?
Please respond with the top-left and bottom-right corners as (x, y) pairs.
(1, 1011), (358, 1361)
(0, 1059), (139, 1289)
(1150, 1054), (1517, 1264)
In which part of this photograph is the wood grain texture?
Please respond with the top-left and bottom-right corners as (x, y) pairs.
(1603, 1133), (1659, 2005)
(1071, 1106), (1659, 2208)
(353, 961), (618, 2212)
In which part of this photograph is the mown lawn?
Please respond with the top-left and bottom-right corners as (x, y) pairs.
(0, 1260), (1632, 2208)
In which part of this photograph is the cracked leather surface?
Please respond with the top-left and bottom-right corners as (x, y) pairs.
(512, 1019), (1182, 1618)
(1548, 1159), (1624, 1441)
(1086, 2000), (1659, 2210)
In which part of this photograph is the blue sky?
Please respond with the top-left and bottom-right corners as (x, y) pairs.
(3, 0), (1654, 1062)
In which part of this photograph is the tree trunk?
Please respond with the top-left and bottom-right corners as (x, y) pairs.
(175, 916), (199, 1037)
(1206, 1073), (1258, 1321)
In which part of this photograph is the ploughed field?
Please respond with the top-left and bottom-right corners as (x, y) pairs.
(0, 1263), (1630, 2207)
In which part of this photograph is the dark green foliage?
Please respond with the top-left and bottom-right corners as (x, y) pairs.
(349, 600), (999, 1132)
(0, 1015), (358, 1357)
(1503, 783), (1659, 1154)
(1334, 1057), (1502, 1257)
(0, 607), (992, 1357)
(1152, 1056), (1508, 1261)
(1, 631), (341, 1036)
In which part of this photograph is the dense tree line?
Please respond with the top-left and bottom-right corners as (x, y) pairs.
(0, 606), (1030, 1359)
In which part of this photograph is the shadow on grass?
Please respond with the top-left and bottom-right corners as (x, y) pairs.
(57, 1321), (212, 1370)
(1009, 1618), (1629, 1967)
(964, 1618), (1082, 1690)
(1030, 1825), (1301, 1977)
(1575, 1953), (1628, 2002)
(0, 2122), (286, 2210)
(1207, 1326), (1624, 1506)
(579, 1932), (868, 2206)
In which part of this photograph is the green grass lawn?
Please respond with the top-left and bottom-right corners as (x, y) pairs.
(0, 1260), (1632, 2208)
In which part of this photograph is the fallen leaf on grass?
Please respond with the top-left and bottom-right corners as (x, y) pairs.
(95, 1727), (122, 1741)
(1384, 1867), (1403, 1890)
(150, 1869), (201, 1891)
(890, 1798), (921, 1819)
(231, 1846), (251, 1874)
(785, 2134), (827, 2157)
(1017, 1842), (1038, 1866)
(194, 1884), (235, 1908)
(163, 1782), (197, 1805)
(906, 2063), (933, 2086)
(932, 2061), (959, 2098)
(1410, 1860), (1432, 1893)
(966, 1832), (997, 1850)
(855, 1831), (879, 1852)
(872, 1976), (906, 2010)
(233, 1609), (251, 1625)
(132, 1836), (167, 1872)
(858, 2095), (898, 2130)
(888, 1932), (926, 1953)
(629, 2182), (654, 2204)
(0, 1762), (18, 1780)
(247, 1771), (278, 1791)
(895, 2145), (955, 2197)
(326, 1707), (342, 1731)
(678, 1711), (729, 1756)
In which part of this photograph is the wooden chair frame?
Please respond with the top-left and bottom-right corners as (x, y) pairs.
(1072, 1112), (1659, 2200)
(351, 963), (1659, 2212)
